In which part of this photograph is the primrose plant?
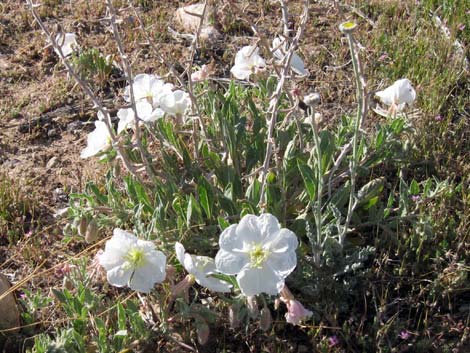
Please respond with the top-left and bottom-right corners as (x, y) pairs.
(28, 0), (422, 347)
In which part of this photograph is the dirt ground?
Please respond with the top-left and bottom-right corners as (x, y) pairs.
(2, 0), (467, 352)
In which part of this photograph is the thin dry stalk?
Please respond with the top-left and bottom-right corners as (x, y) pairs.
(258, 0), (310, 208)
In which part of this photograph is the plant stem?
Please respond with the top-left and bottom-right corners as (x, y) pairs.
(308, 105), (323, 266)
(339, 29), (368, 247)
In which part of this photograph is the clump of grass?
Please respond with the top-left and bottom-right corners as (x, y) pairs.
(0, 174), (37, 244)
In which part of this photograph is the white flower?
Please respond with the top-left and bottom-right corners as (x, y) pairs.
(375, 78), (416, 111)
(117, 101), (164, 133)
(215, 214), (298, 296)
(124, 74), (174, 108)
(175, 242), (231, 292)
(54, 32), (78, 57)
(98, 229), (167, 293)
(191, 64), (209, 82)
(160, 90), (190, 117)
(230, 46), (266, 80)
(80, 120), (111, 158)
(272, 37), (308, 76)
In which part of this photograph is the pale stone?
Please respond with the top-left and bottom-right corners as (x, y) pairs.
(0, 273), (20, 333)
(175, 3), (213, 33)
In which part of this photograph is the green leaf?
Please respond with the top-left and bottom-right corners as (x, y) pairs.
(217, 216), (230, 231)
(357, 177), (385, 202)
(198, 184), (211, 219)
(86, 182), (108, 205)
(376, 128), (385, 148)
(410, 179), (420, 195)
(297, 159), (317, 201)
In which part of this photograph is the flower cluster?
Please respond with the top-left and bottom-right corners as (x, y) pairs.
(97, 214), (302, 324)
(230, 39), (308, 80)
(81, 73), (191, 158)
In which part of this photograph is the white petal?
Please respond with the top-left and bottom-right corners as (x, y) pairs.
(395, 79), (416, 104)
(266, 251), (297, 277)
(375, 87), (395, 106)
(107, 265), (133, 288)
(129, 250), (166, 292)
(197, 275), (232, 292)
(192, 256), (231, 292)
(376, 78), (416, 107)
(184, 254), (196, 274)
(80, 121), (110, 158)
(215, 248), (248, 275)
(230, 65), (252, 80)
(218, 224), (243, 251)
(272, 37), (285, 61)
(253, 55), (266, 69)
(238, 214), (264, 242)
(117, 108), (134, 134)
(256, 213), (282, 241)
(236, 266), (284, 296)
(175, 242), (186, 265)
(54, 33), (78, 57)
(290, 53), (308, 76)
(265, 228), (298, 253)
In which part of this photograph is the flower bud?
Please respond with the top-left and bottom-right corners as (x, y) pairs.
(259, 307), (272, 332)
(196, 320), (210, 345)
(303, 92), (321, 107)
(85, 220), (99, 243)
(78, 217), (88, 237)
(229, 304), (240, 329)
(246, 296), (259, 318)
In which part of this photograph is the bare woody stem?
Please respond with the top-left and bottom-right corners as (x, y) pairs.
(26, 0), (143, 182)
(258, 0), (309, 209)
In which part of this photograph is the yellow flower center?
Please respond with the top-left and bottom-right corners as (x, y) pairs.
(195, 257), (211, 273)
(248, 244), (269, 268)
(125, 248), (146, 268)
(339, 21), (357, 33)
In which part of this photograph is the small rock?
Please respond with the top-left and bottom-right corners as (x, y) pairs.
(0, 273), (20, 334)
(46, 156), (59, 169)
(47, 128), (59, 138)
(199, 26), (221, 45)
(67, 121), (82, 132)
(175, 3), (215, 33)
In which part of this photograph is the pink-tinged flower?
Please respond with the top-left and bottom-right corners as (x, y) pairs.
(378, 53), (389, 62)
(435, 115), (443, 121)
(328, 335), (340, 347)
(399, 330), (411, 340)
(458, 23), (466, 31)
(191, 65), (209, 82)
(284, 299), (313, 325)
(279, 285), (312, 325)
